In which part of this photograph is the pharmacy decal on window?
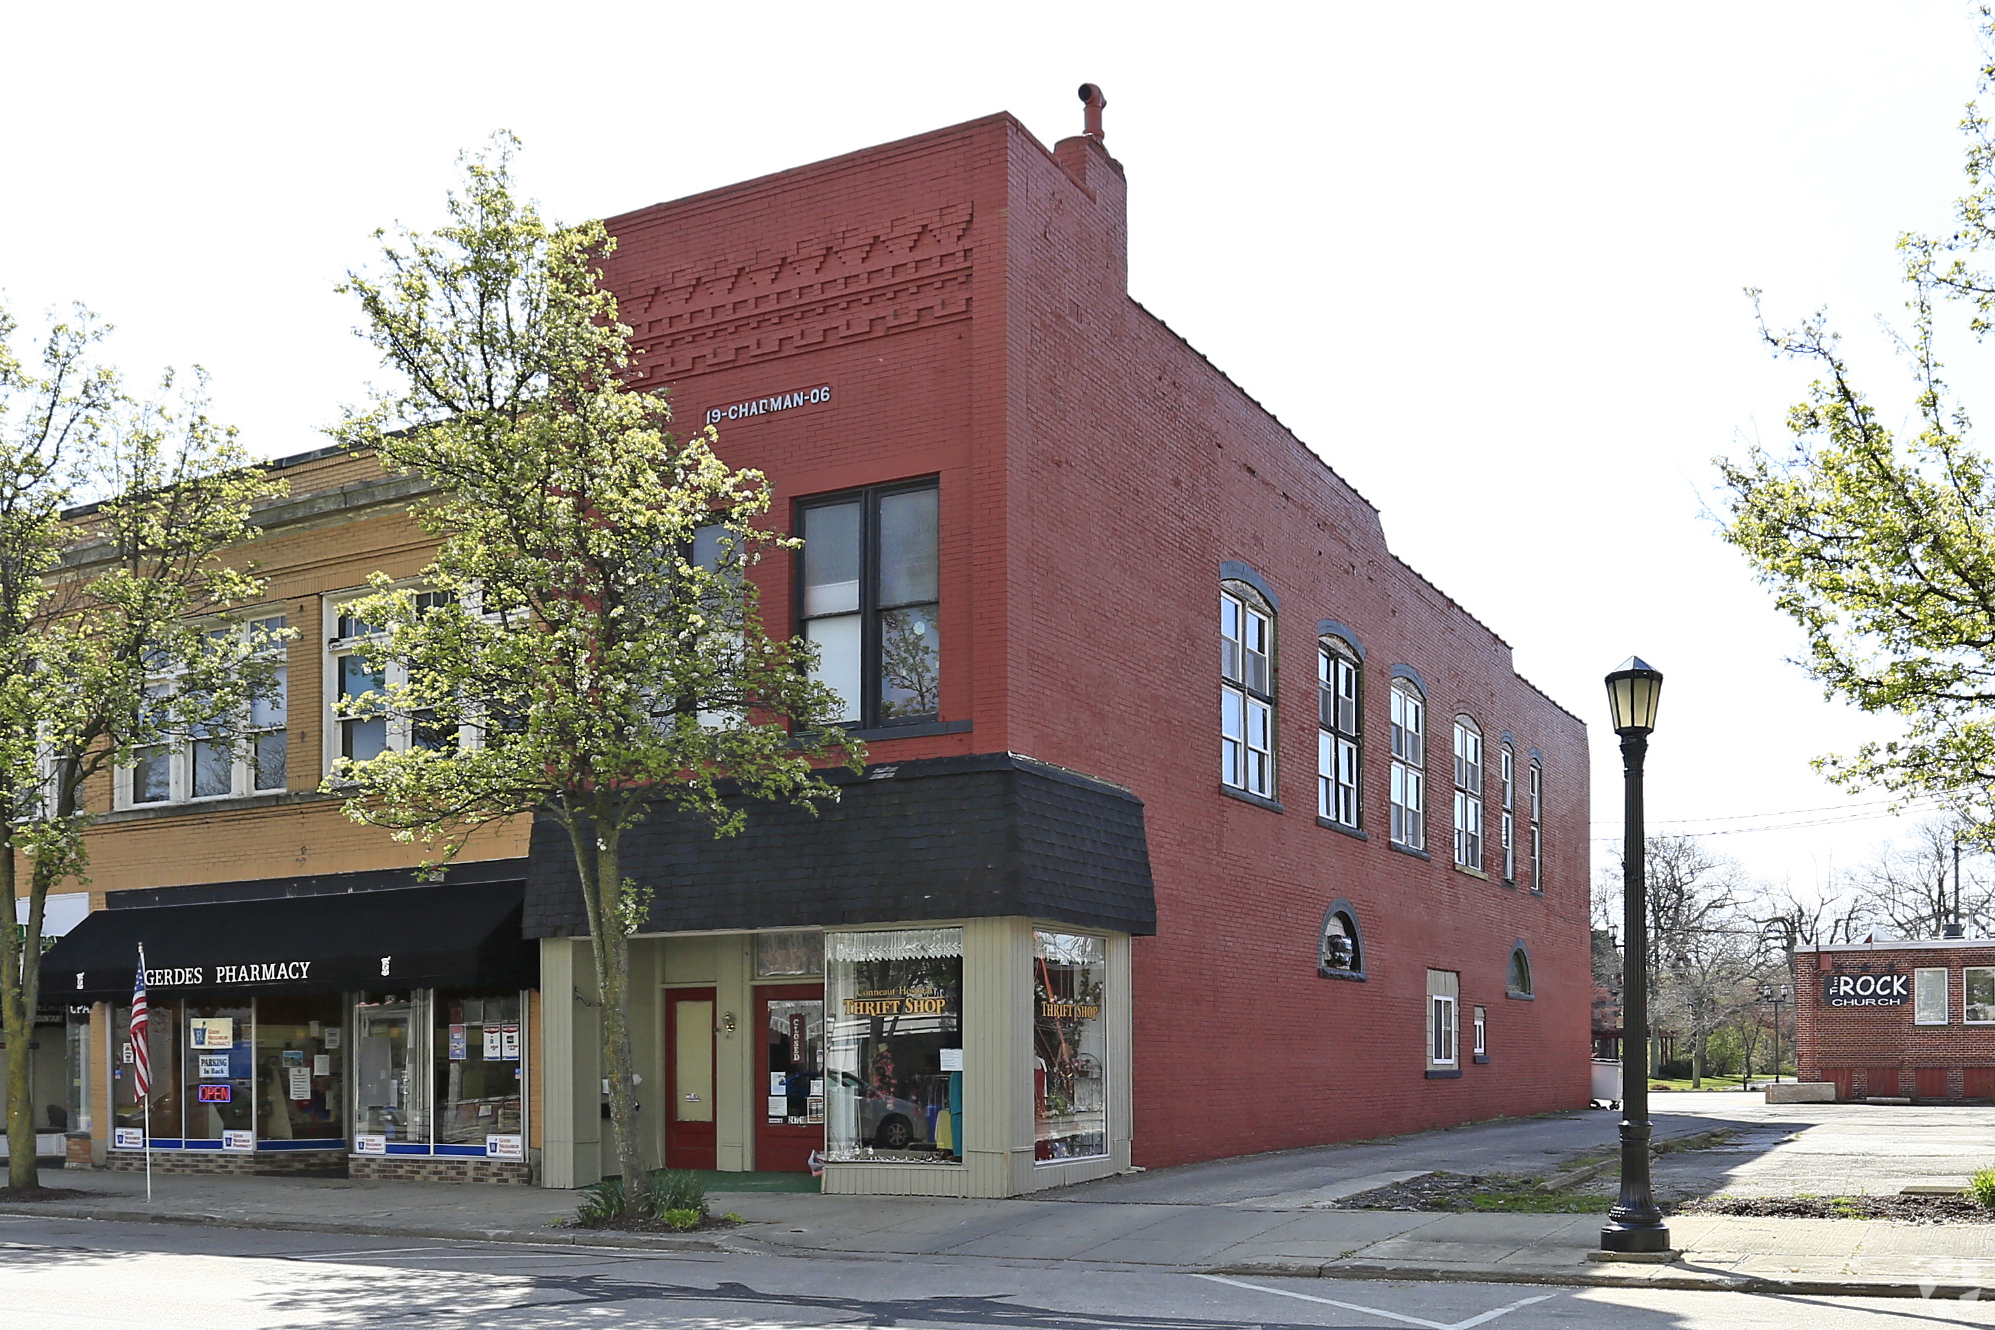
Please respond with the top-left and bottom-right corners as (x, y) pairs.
(189, 1017), (234, 1048)
(222, 1130), (254, 1153)
(485, 1134), (523, 1159)
(1823, 973), (1909, 1007)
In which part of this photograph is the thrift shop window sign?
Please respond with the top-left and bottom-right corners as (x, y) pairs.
(1823, 972), (1910, 1007)
(842, 980), (953, 1018)
(704, 384), (832, 426)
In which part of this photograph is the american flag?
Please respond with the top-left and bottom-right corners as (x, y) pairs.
(130, 956), (150, 1102)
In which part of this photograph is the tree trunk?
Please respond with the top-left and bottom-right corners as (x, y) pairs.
(1692, 1024), (1706, 1088)
(567, 815), (648, 1210)
(1, 832), (41, 1191)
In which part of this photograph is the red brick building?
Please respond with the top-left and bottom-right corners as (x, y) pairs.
(1798, 939), (1995, 1100)
(39, 94), (1592, 1195)
(516, 95), (1593, 1195)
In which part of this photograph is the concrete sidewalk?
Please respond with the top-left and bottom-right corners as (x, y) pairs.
(10, 1166), (1995, 1299)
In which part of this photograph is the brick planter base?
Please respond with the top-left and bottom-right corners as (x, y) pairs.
(347, 1154), (532, 1185)
(104, 1148), (348, 1177)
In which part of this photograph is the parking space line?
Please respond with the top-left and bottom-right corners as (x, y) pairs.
(1194, 1274), (1554, 1330)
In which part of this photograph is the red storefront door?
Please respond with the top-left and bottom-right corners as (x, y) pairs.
(666, 988), (717, 1170)
(755, 984), (825, 1173)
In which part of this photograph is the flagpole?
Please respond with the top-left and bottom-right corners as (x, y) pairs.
(138, 943), (150, 1204)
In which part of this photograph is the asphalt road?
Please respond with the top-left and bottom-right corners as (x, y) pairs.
(3, 1214), (1993, 1330)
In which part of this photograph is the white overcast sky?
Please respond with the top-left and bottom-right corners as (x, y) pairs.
(5, 2), (1989, 913)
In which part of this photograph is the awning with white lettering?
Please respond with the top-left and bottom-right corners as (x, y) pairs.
(40, 881), (534, 1001)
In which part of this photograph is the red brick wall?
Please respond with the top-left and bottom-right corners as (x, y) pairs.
(1798, 944), (1995, 1098)
(596, 112), (1591, 1170)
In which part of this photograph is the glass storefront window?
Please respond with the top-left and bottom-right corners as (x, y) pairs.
(65, 1007), (91, 1134)
(825, 928), (962, 1163)
(182, 1001), (253, 1142)
(112, 1000), (180, 1140)
(1033, 931), (1107, 1162)
(435, 991), (523, 1147)
(255, 994), (345, 1142)
(353, 995), (428, 1142)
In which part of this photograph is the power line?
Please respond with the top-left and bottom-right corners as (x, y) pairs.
(1594, 794), (1943, 828)
(1589, 802), (1946, 842)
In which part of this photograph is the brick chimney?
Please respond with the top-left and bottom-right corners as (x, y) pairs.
(1053, 82), (1128, 294)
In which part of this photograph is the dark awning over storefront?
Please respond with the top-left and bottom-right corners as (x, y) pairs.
(42, 880), (535, 1002)
(523, 752), (1158, 939)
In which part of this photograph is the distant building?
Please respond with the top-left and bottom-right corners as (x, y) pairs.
(1797, 937), (1995, 1099)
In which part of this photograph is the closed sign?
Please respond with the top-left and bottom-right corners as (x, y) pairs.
(1823, 973), (1910, 1007)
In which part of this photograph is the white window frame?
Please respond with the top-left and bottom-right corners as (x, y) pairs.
(1390, 682), (1425, 850)
(1966, 967), (1995, 1025)
(1317, 640), (1359, 828)
(1914, 967), (1950, 1025)
(1453, 717), (1483, 870)
(1528, 761), (1543, 891)
(1221, 585), (1275, 799)
(1430, 994), (1457, 1066)
(1500, 746), (1516, 882)
(1473, 1005), (1487, 1059)
(323, 589), (476, 777)
(116, 613), (290, 810)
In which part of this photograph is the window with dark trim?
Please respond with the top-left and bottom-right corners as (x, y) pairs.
(1528, 760), (1543, 892)
(796, 481), (940, 729)
(1452, 716), (1483, 870)
(1221, 582), (1275, 798)
(1507, 945), (1534, 997)
(1317, 639), (1360, 828)
(1499, 744), (1516, 883)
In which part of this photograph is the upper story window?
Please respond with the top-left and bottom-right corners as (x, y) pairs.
(1452, 717), (1483, 870)
(124, 614), (289, 808)
(1221, 583), (1274, 798)
(1317, 639), (1359, 827)
(1389, 678), (1424, 850)
(797, 481), (939, 729)
(1499, 744), (1516, 883)
(326, 592), (462, 771)
(1528, 759), (1543, 892)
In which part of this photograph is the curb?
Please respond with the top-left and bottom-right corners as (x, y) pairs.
(1207, 1259), (1993, 1300)
(0, 1204), (727, 1253)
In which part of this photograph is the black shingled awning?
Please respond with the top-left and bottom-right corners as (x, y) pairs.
(524, 751), (1158, 939)
(42, 881), (535, 1002)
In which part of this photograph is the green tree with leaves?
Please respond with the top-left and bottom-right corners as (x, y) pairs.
(1721, 10), (1995, 838)
(0, 302), (284, 1189)
(330, 137), (857, 1205)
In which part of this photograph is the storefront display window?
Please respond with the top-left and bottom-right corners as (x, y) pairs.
(1033, 930), (1107, 1162)
(435, 991), (523, 1148)
(354, 995), (428, 1142)
(255, 995), (344, 1142)
(65, 1007), (91, 1134)
(825, 927), (962, 1162)
(113, 1000), (180, 1140)
(182, 1001), (253, 1142)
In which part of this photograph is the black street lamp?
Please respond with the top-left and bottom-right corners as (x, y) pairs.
(1601, 656), (1672, 1255)
(1759, 982), (1791, 1086)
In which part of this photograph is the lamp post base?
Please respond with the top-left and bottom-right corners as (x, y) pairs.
(1599, 1219), (1674, 1253)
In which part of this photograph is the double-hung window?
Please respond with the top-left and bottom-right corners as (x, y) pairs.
(1915, 968), (1949, 1025)
(327, 593), (463, 772)
(1500, 746), (1516, 882)
(797, 481), (940, 729)
(1453, 717), (1483, 870)
(1317, 640), (1359, 826)
(1389, 681), (1425, 849)
(123, 615), (289, 807)
(1427, 969), (1460, 1072)
(1528, 761), (1543, 891)
(1221, 584), (1275, 798)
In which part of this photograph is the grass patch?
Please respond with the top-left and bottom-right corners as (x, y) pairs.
(1645, 1073), (1784, 1092)
(1464, 1183), (1613, 1213)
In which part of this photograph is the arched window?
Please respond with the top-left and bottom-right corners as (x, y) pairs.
(1221, 582), (1275, 798)
(1507, 943), (1534, 998)
(1317, 638), (1360, 828)
(1389, 676), (1425, 850)
(1319, 900), (1366, 980)
(1499, 743), (1516, 883)
(1452, 716), (1483, 870)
